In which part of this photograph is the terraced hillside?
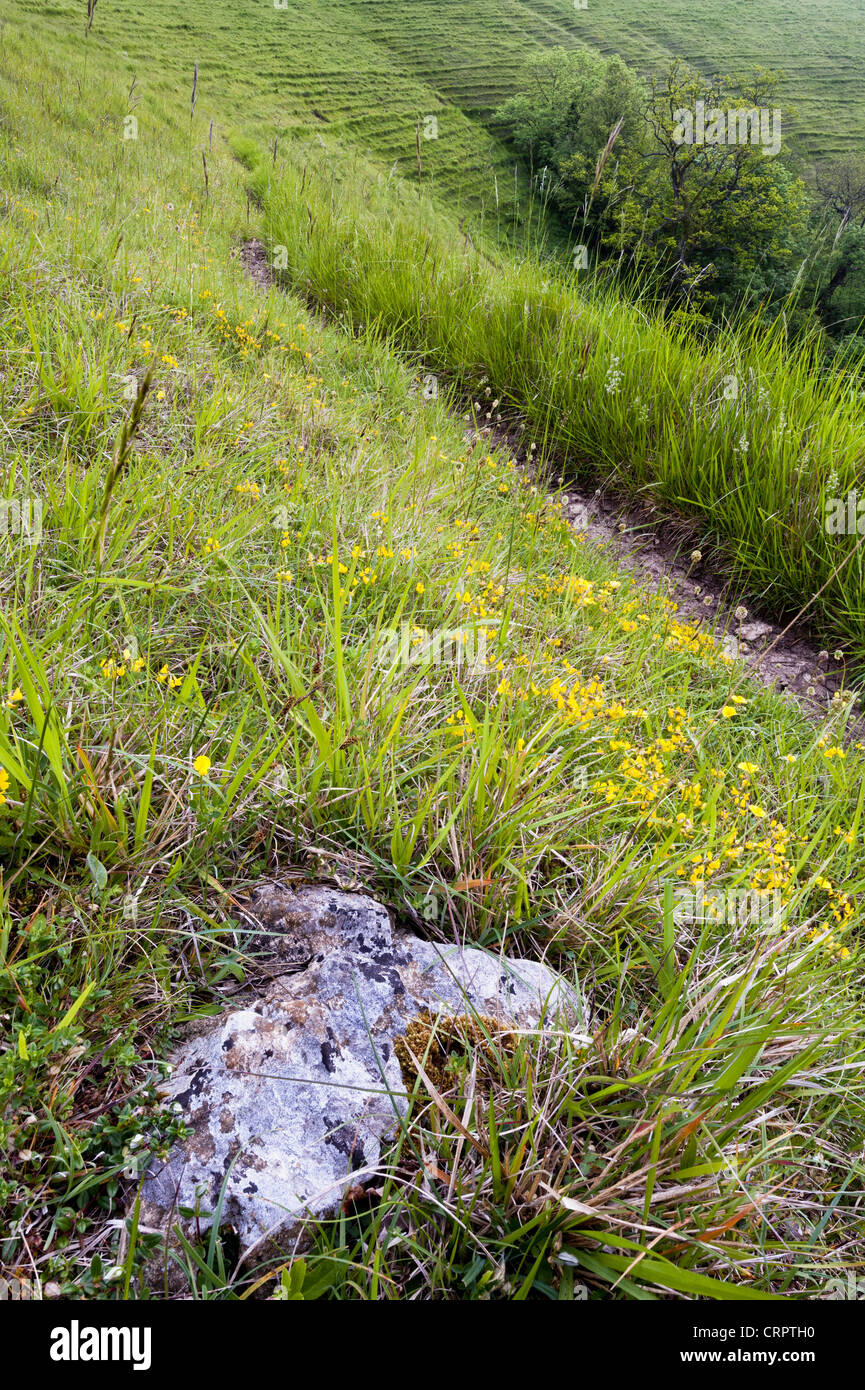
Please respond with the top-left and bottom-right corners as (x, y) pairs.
(362, 0), (865, 166)
(12, 0), (865, 246)
(8, 0), (539, 227)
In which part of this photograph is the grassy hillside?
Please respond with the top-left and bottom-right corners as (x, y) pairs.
(523, 0), (865, 167)
(241, 143), (865, 666)
(1, 5), (865, 1303)
(5, 0), (538, 227)
(10, 0), (864, 244)
(358, 0), (865, 169)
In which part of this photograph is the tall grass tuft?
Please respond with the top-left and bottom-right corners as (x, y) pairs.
(247, 145), (865, 665)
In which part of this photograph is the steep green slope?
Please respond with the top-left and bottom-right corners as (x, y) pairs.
(6, 0), (538, 226)
(9, 0), (863, 246)
(1, 3), (864, 1303)
(362, 0), (865, 165)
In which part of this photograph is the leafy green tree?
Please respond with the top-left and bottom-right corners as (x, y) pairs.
(818, 224), (865, 337)
(498, 52), (813, 323)
(815, 156), (865, 229)
(496, 47), (645, 241)
(617, 61), (810, 313)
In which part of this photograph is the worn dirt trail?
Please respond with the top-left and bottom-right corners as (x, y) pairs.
(240, 235), (858, 731)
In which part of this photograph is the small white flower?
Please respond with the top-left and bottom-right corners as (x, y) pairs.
(604, 354), (623, 395)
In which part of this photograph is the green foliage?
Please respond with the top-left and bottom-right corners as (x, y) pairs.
(497, 47), (645, 176)
(819, 225), (865, 335)
(497, 54), (813, 323)
(1, 0), (864, 1304)
(244, 143), (865, 663)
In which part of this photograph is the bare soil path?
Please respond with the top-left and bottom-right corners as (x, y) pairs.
(241, 235), (858, 730)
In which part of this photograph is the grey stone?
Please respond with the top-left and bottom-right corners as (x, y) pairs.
(738, 620), (774, 643)
(139, 886), (582, 1264)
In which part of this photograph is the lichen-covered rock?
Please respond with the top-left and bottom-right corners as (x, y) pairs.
(138, 886), (582, 1265)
